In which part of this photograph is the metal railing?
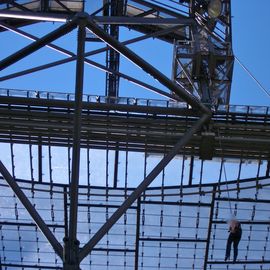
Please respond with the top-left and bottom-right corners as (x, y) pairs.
(0, 88), (269, 115)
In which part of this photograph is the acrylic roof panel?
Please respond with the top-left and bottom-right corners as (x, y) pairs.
(0, 90), (269, 269)
(0, 177), (269, 269)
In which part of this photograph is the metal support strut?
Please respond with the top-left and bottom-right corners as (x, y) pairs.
(79, 113), (210, 262)
(63, 15), (86, 270)
(0, 161), (63, 259)
(0, 18), (78, 71)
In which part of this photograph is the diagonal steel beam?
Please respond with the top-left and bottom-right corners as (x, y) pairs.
(0, 22), (180, 53)
(0, 22), (180, 100)
(0, 56), (177, 100)
(79, 113), (210, 262)
(0, 160), (63, 259)
(0, 22), (73, 57)
(84, 59), (178, 100)
(0, 18), (78, 71)
(86, 17), (210, 114)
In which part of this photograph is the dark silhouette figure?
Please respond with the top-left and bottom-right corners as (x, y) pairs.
(225, 219), (242, 262)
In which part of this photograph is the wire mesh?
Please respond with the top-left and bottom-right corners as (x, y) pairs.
(0, 177), (269, 269)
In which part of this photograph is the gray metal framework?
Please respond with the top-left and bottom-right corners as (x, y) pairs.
(0, 92), (269, 158)
(173, 0), (233, 105)
(0, 0), (269, 269)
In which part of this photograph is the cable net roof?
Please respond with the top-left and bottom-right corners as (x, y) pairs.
(0, 176), (269, 269)
(0, 90), (269, 269)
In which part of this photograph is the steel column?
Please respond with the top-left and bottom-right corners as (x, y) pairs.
(64, 18), (86, 270)
(79, 113), (210, 262)
(68, 21), (86, 244)
(104, 0), (121, 98)
(0, 160), (63, 258)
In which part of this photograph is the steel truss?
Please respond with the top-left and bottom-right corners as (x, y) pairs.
(1, 6), (212, 269)
(0, 1), (269, 269)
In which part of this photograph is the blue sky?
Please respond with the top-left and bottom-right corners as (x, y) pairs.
(231, 0), (270, 106)
(0, 0), (270, 106)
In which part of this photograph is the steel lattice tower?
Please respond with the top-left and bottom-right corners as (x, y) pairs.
(0, 1), (269, 269)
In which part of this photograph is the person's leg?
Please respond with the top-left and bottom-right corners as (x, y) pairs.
(233, 237), (241, 262)
(225, 234), (233, 260)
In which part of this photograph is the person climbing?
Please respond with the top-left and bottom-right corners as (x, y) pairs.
(225, 218), (242, 262)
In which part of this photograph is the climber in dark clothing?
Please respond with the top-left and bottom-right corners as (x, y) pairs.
(225, 219), (242, 262)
